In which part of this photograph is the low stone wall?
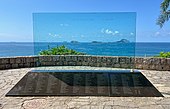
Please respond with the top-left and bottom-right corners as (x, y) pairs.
(39, 55), (134, 68)
(135, 57), (170, 70)
(0, 56), (39, 70)
(0, 55), (170, 71)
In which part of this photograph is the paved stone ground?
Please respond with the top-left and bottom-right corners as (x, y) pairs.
(0, 66), (170, 109)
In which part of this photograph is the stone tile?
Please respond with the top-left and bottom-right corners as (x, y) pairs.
(91, 106), (104, 109)
(0, 67), (169, 109)
(81, 105), (91, 109)
(138, 105), (164, 109)
(103, 105), (113, 109)
(22, 99), (48, 109)
(112, 106), (133, 109)
(162, 105), (170, 109)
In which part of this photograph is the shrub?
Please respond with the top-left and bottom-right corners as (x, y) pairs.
(155, 52), (170, 58)
(39, 45), (86, 55)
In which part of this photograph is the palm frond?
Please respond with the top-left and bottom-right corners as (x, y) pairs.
(161, 0), (170, 12)
(157, 0), (170, 28)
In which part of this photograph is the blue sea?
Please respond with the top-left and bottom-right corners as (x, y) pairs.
(0, 42), (170, 57)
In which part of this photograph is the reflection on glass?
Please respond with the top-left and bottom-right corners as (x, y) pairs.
(33, 13), (136, 56)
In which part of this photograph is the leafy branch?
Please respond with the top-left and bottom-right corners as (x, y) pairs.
(39, 45), (86, 55)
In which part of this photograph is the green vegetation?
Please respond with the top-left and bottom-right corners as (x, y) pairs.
(157, 0), (170, 27)
(39, 45), (86, 55)
(155, 52), (170, 58)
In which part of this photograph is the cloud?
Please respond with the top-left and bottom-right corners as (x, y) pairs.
(102, 28), (119, 36)
(154, 32), (160, 36)
(48, 33), (62, 38)
(105, 29), (113, 34)
(153, 31), (167, 37)
(48, 33), (52, 36)
(153, 30), (170, 37)
(115, 31), (119, 34)
(130, 32), (134, 35)
(60, 23), (69, 27)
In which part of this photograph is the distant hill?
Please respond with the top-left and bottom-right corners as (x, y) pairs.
(70, 41), (79, 43)
(116, 39), (130, 43)
(91, 41), (102, 43)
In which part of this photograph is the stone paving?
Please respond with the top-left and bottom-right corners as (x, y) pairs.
(0, 66), (170, 109)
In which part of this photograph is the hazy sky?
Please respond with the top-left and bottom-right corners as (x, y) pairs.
(0, 0), (170, 42)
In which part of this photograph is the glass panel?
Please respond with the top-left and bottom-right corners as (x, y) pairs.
(33, 13), (136, 69)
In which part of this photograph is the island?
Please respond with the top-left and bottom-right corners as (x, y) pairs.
(91, 41), (102, 43)
(70, 41), (79, 43)
(116, 39), (130, 43)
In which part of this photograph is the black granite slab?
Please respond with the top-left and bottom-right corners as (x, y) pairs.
(6, 70), (163, 97)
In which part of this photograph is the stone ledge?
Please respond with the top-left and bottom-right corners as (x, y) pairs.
(0, 55), (170, 71)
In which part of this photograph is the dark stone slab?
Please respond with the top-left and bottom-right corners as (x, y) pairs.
(72, 73), (86, 95)
(6, 70), (163, 97)
(109, 73), (163, 97)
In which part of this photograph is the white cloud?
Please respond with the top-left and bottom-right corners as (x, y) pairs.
(48, 33), (62, 38)
(102, 28), (119, 36)
(130, 32), (134, 35)
(154, 32), (160, 36)
(153, 30), (170, 37)
(60, 23), (69, 27)
(114, 31), (119, 34)
(48, 33), (52, 36)
(105, 29), (113, 34)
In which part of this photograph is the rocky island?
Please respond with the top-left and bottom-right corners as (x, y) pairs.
(116, 39), (130, 43)
(70, 41), (79, 43)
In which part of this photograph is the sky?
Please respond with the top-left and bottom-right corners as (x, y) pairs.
(0, 0), (170, 42)
(33, 13), (136, 42)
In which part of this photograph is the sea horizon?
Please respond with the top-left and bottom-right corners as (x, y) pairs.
(0, 42), (170, 57)
(0, 41), (170, 43)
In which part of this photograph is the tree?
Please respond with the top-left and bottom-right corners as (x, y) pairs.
(157, 0), (170, 28)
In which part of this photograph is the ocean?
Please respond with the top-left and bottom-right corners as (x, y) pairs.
(0, 42), (170, 57)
